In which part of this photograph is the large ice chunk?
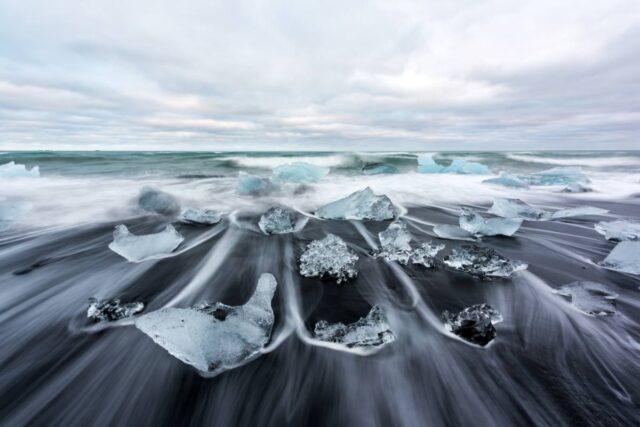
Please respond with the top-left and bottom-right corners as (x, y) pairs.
(433, 224), (477, 241)
(177, 208), (225, 225)
(299, 234), (358, 283)
(549, 206), (608, 220)
(87, 298), (145, 322)
(0, 161), (40, 178)
(554, 281), (618, 316)
(443, 159), (491, 175)
(416, 153), (445, 173)
(108, 224), (184, 262)
(594, 220), (640, 242)
(135, 273), (277, 376)
(488, 198), (546, 220)
(313, 305), (395, 349)
(316, 187), (395, 221)
(600, 241), (640, 275)
(443, 245), (527, 278)
(138, 187), (180, 216)
(443, 304), (502, 346)
(272, 162), (329, 183)
(236, 172), (276, 195)
(259, 206), (295, 234)
(361, 163), (399, 175)
(459, 208), (522, 237)
(523, 166), (589, 186)
(377, 221), (443, 266)
(483, 172), (529, 188)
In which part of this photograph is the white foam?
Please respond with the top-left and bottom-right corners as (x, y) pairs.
(226, 155), (350, 169)
(507, 154), (640, 167)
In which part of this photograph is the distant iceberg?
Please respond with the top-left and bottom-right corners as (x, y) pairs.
(459, 207), (522, 237)
(236, 172), (276, 195)
(316, 187), (395, 221)
(594, 220), (640, 241)
(417, 154), (490, 175)
(313, 305), (395, 349)
(0, 161), (40, 178)
(361, 163), (399, 175)
(108, 224), (184, 262)
(299, 234), (358, 283)
(417, 154), (445, 173)
(138, 187), (181, 216)
(600, 241), (640, 275)
(272, 162), (329, 183)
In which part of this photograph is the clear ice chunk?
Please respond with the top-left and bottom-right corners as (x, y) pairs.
(258, 206), (295, 234)
(87, 298), (145, 322)
(594, 220), (640, 242)
(316, 187), (395, 221)
(272, 162), (329, 183)
(459, 207), (522, 237)
(236, 172), (276, 195)
(361, 163), (399, 175)
(138, 187), (181, 216)
(600, 241), (640, 275)
(0, 161), (40, 178)
(108, 224), (184, 262)
(488, 198), (546, 220)
(443, 245), (527, 278)
(554, 281), (618, 316)
(483, 172), (529, 188)
(379, 221), (412, 253)
(443, 304), (502, 346)
(313, 305), (395, 348)
(135, 273), (277, 376)
(433, 224), (477, 241)
(177, 208), (225, 225)
(417, 153), (445, 173)
(442, 159), (491, 175)
(523, 166), (589, 186)
(410, 242), (445, 268)
(377, 221), (443, 266)
(549, 206), (608, 220)
(299, 234), (358, 283)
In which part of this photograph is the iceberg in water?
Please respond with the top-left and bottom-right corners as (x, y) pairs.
(443, 304), (502, 346)
(594, 220), (640, 242)
(600, 241), (640, 275)
(554, 281), (618, 316)
(417, 153), (445, 173)
(177, 208), (225, 225)
(0, 161), (40, 178)
(313, 305), (395, 349)
(483, 172), (529, 188)
(361, 163), (399, 175)
(108, 224), (184, 262)
(272, 162), (329, 183)
(135, 273), (277, 376)
(138, 187), (181, 216)
(316, 187), (395, 221)
(258, 206), (296, 234)
(377, 221), (443, 266)
(459, 208), (522, 237)
(236, 172), (276, 195)
(299, 234), (358, 283)
(549, 206), (608, 220)
(443, 159), (491, 175)
(87, 298), (145, 322)
(523, 166), (589, 186)
(443, 245), (527, 278)
(488, 198), (546, 220)
(433, 224), (477, 241)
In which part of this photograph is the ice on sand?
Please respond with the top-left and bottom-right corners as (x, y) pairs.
(272, 162), (329, 183)
(135, 273), (277, 376)
(377, 221), (443, 267)
(443, 245), (527, 278)
(87, 298), (145, 322)
(417, 154), (445, 173)
(177, 208), (225, 225)
(594, 220), (640, 242)
(236, 172), (276, 195)
(138, 187), (181, 216)
(316, 187), (395, 221)
(443, 159), (491, 175)
(483, 172), (529, 188)
(488, 198), (546, 220)
(600, 241), (640, 275)
(432, 224), (477, 242)
(299, 234), (358, 283)
(549, 206), (608, 220)
(410, 242), (445, 268)
(259, 206), (295, 234)
(554, 281), (618, 316)
(361, 163), (399, 175)
(314, 305), (395, 349)
(108, 225), (184, 262)
(459, 208), (522, 237)
(443, 304), (502, 346)
(0, 161), (40, 178)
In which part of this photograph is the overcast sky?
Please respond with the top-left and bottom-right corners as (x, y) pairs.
(0, 0), (639, 151)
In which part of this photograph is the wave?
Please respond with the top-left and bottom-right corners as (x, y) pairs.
(224, 154), (354, 169)
(506, 153), (640, 167)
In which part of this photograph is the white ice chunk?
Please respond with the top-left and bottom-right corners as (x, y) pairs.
(600, 241), (640, 275)
(87, 298), (145, 322)
(236, 172), (276, 195)
(433, 224), (477, 241)
(0, 161), (40, 178)
(138, 187), (180, 216)
(299, 234), (358, 283)
(444, 245), (527, 278)
(272, 162), (329, 183)
(554, 281), (618, 316)
(483, 172), (529, 188)
(549, 206), (608, 220)
(316, 187), (395, 221)
(314, 305), (395, 349)
(108, 224), (184, 262)
(377, 221), (443, 266)
(135, 273), (277, 376)
(258, 206), (295, 234)
(443, 159), (491, 175)
(177, 208), (225, 225)
(459, 207), (522, 237)
(594, 220), (640, 242)
(488, 198), (546, 220)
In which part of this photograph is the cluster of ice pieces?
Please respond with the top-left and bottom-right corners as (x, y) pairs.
(236, 172), (276, 195)
(443, 245), (527, 278)
(417, 154), (490, 175)
(554, 281), (618, 316)
(595, 220), (640, 241)
(377, 221), (444, 267)
(443, 304), (502, 346)
(488, 198), (607, 221)
(313, 305), (395, 349)
(135, 273), (277, 376)
(87, 298), (145, 322)
(316, 187), (395, 221)
(177, 208), (225, 225)
(259, 206), (295, 234)
(361, 163), (399, 175)
(108, 225), (184, 262)
(272, 162), (329, 183)
(138, 187), (180, 216)
(0, 161), (40, 178)
(483, 167), (590, 190)
(459, 208), (522, 237)
(299, 234), (358, 283)
(600, 241), (640, 275)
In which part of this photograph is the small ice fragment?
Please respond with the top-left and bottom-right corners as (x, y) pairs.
(562, 182), (592, 193)
(236, 172), (276, 195)
(272, 162), (329, 183)
(483, 172), (529, 188)
(594, 220), (640, 241)
(459, 207), (522, 237)
(362, 163), (399, 175)
(177, 208), (225, 225)
(433, 224), (477, 241)
(410, 242), (445, 268)
(600, 241), (640, 275)
(443, 159), (491, 175)
(0, 161), (40, 178)
(313, 305), (395, 349)
(376, 221), (443, 266)
(258, 206), (295, 234)
(549, 206), (608, 220)
(443, 245), (527, 278)
(554, 281), (618, 316)
(135, 273), (277, 376)
(138, 187), (180, 216)
(443, 304), (502, 346)
(417, 153), (445, 173)
(108, 224), (184, 262)
(488, 198), (546, 220)
(316, 187), (395, 221)
(299, 234), (358, 283)
(523, 167), (589, 186)
(87, 298), (144, 322)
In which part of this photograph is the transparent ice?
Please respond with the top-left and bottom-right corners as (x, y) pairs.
(258, 206), (295, 234)
(299, 234), (358, 283)
(314, 305), (395, 349)
(108, 224), (184, 262)
(272, 162), (329, 183)
(236, 172), (276, 195)
(443, 304), (502, 346)
(443, 245), (527, 278)
(459, 207), (522, 237)
(87, 298), (145, 322)
(488, 198), (546, 220)
(594, 220), (640, 241)
(0, 161), (40, 178)
(416, 154), (445, 173)
(316, 187), (395, 221)
(443, 159), (491, 175)
(600, 241), (640, 275)
(177, 208), (225, 225)
(554, 281), (618, 316)
(138, 187), (180, 216)
(432, 224), (477, 241)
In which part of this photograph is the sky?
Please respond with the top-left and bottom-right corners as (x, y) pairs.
(0, 0), (639, 151)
